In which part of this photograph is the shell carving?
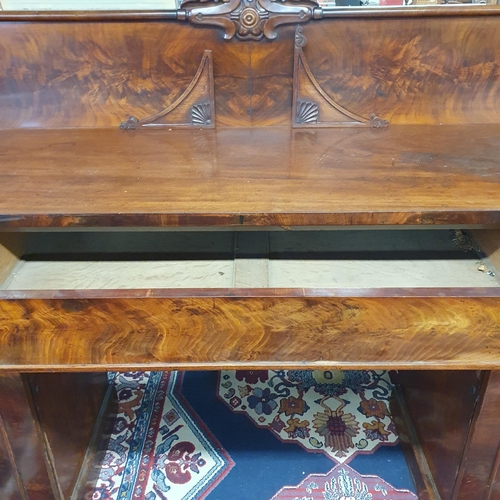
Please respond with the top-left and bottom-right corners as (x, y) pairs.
(120, 116), (139, 130)
(296, 100), (319, 124)
(191, 103), (212, 125)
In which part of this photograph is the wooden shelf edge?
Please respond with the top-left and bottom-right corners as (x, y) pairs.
(1, 211), (500, 229)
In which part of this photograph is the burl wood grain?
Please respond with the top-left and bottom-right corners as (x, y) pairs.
(302, 18), (500, 125)
(0, 126), (499, 228)
(0, 292), (499, 370)
(0, 22), (294, 129)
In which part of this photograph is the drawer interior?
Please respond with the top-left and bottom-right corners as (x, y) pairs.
(0, 229), (498, 290)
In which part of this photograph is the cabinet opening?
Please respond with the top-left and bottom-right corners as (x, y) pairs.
(0, 229), (497, 291)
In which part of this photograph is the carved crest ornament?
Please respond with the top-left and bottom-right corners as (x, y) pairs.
(179, 0), (323, 40)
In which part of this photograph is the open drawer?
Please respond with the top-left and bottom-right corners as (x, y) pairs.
(0, 228), (499, 371)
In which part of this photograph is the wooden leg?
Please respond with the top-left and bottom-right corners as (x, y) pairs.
(0, 373), (59, 500)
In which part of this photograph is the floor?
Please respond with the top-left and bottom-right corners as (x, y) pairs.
(92, 370), (418, 500)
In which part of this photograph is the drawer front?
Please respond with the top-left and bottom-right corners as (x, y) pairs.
(0, 229), (499, 371)
(0, 291), (499, 370)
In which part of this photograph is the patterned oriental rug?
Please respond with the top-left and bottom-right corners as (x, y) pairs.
(92, 370), (418, 500)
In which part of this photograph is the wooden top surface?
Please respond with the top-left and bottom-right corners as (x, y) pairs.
(0, 125), (499, 228)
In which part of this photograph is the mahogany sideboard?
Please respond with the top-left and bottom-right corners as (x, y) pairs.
(0, 3), (499, 499)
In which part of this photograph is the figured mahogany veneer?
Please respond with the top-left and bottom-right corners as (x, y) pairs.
(0, 6), (500, 498)
(0, 126), (499, 228)
(0, 290), (498, 371)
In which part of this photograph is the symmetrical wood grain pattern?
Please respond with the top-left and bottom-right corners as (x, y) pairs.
(0, 126), (499, 228)
(3, 16), (500, 128)
(301, 18), (500, 125)
(0, 291), (499, 370)
(0, 373), (60, 500)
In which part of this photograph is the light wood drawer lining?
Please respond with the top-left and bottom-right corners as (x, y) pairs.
(0, 229), (497, 290)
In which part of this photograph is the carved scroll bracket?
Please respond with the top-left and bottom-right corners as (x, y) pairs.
(120, 50), (215, 130)
(180, 0), (322, 41)
(292, 27), (389, 128)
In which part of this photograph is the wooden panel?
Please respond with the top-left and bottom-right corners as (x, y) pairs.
(454, 371), (500, 500)
(390, 383), (440, 500)
(0, 421), (25, 500)
(0, 374), (59, 499)
(302, 17), (500, 125)
(0, 21), (294, 129)
(0, 291), (499, 370)
(25, 373), (110, 499)
(397, 371), (483, 500)
(2, 16), (500, 128)
(0, 23), (213, 128)
(0, 126), (499, 228)
(398, 371), (500, 500)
